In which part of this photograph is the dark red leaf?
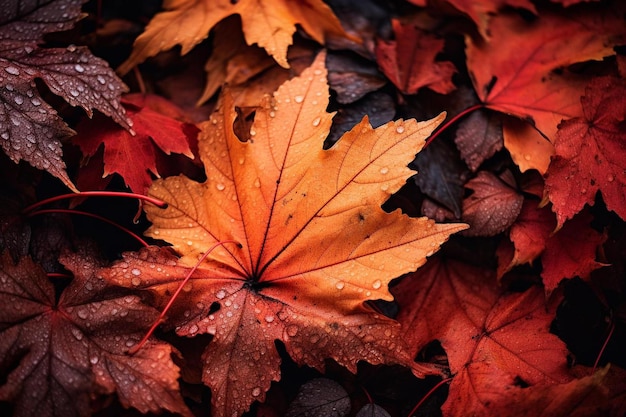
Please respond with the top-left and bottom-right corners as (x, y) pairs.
(376, 19), (456, 95)
(461, 171), (523, 236)
(0, 0), (130, 191)
(454, 109), (503, 172)
(0, 250), (191, 417)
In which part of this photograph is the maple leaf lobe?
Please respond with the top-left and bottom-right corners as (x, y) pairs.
(0, 250), (190, 417)
(107, 53), (467, 417)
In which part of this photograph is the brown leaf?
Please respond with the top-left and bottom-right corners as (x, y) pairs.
(461, 171), (523, 236)
(0, 0), (130, 191)
(454, 109), (503, 172)
(0, 251), (190, 417)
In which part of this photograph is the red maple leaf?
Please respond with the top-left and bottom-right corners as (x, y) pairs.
(545, 76), (626, 227)
(376, 19), (456, 95)
(73, 94), (197, 193)
(393, 256), (572, 416)
(541, 209), (607, 294)
(465, 7), (625, 173)
(0, 250), (190, 417)
(498, 199), (556, 276)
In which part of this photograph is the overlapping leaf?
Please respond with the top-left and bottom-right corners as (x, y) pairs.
(0, 251), (190, 417)
(0, 0), (130, 191)
(102, 53), (466, 416)
(465, 7), (626, 173)
(73, 93), (197, 193)
(118, 0), (353, 73)
(545, 76), (626, 227)
(376, 19), (456, 95)
(394, 256), (572, 417)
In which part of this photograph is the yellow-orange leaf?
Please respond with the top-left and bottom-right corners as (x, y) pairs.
(127, 53), (465, 416)
(118, 0), (353, 74)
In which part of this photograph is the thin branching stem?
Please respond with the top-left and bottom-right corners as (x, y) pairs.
(22, 191), (167, 214)
(424, 103), (484, 148)
(129, 240), (242, 355)
(26, 208), (150, 248)
(408, 377), (452, 416)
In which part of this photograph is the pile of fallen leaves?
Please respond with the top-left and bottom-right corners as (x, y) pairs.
(1, 0), (625, 416)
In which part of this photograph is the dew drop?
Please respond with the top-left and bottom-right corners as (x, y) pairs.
(77, 309), (89, 319)
(5, 66), (19, 75)
(286, 325), (299, 337)
(396, 125), (405, 134)
(0, 132), (8, 140)
(524, 154), (531, 161)
(90, 356), (99, 364)
(131, 268), (141, 276)
(380, 167), (389, 175)
(96, 75), (106, 84)
(131, 276), (141, 286)
(294, 95), (304, 103)
(608, 174), (615, 182)
(31, 97), (41, 106)
(335, 281), (345, 290)
(372, 280), (382, 289)
(189, 324), (199, 334)
(264, 315), (274, 323)
(312, 117), (321, 127)
(252, 387), (261, 397)
(69, 90), (79, 97)
(269, 111), (275, 118)
(216, 289), (227, 299)
(313, 69), (322, 75)
(238, 157), (245, 165)
(216, 183), (225, 191)
(249, 128), (256, 137)
(14, 95), (23, 105)
(580, 188), (587, 194)
(254, 178), (261, 188)
(74, 64), (85, 73)
(187, 240), (193, 246)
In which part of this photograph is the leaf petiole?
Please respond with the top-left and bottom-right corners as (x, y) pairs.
(22, 191), (167, 214)
(26, 208), (150, 247)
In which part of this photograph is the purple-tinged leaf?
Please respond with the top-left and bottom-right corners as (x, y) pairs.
(0, 0), (130, 191)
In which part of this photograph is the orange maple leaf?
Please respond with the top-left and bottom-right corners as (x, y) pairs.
(118, 0), (354, 74)
(465, 7), (626, 173)
(104, 53), (466, 416)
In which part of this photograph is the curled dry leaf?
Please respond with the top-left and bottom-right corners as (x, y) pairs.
(102, 53), (467, 417)
(118, 0), (354, 73)
(0, 251), (190, 417)
(0, 0), (130, 191)
(394, 256), (572, 417)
